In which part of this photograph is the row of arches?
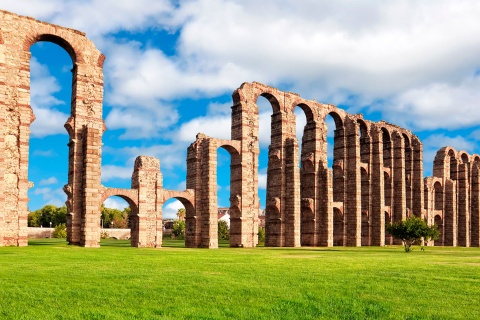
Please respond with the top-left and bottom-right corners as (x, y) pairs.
(425, 147), (480, 247)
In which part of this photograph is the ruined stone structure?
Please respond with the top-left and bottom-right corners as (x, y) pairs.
(0, 11), (478, 248)
(424, 147), (480, 247)
(189, 82), (423, 248)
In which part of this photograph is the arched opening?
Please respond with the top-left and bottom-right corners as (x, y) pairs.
(27, 39), (73, 242)
(384, 211), (391, 245)
(161, 198), (186, 247)
(434, 215), (443, 246)
(256, 93), (281, 246)
(333, 207), (344, 246)
(434, 181), (443, 211)
(327, 112), (345, 246)
(100, 196), (134, 247)
(217, 147), (231, 246)
(403, 134), (413, 213)
(361, 211), (369, 246)
(448, 149), (457, 180)
(217, 145), (242, 247)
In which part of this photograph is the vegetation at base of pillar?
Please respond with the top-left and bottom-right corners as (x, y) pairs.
(218, 220), (229, 240)
(101, 205), (130, 228)
(386, 216), (439, 252)
(28, 205), (67, 227)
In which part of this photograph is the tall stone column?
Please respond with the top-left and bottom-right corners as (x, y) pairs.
(471, 164), (480, 247)
(344, 117), (361, 246)
(392, 132), (406, 223)
(131, 156), (161, 248)
(444, 179), (457, 246)
(370, 126), (385, 246)
(412, 137), (424, 217)
(457, 163), (470, 247)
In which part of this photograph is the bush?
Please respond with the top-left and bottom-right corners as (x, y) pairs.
(218, 220), (230, 240)
(52, 224), (66, 238)
(101, 230), (110, 239)
(172, 220), (185, 240)
(258, 227), (266, 243)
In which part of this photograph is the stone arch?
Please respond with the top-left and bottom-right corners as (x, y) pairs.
(433, 181), (443, 211)
(458, 151), (470, 164)
(0, 12), (105, 247)
(100, 189), (139, 246)
(333, 206), (344, 246)
(24, 33), (79, 64)
(434, 214), (443, 246)
(161, 190), (196, 247)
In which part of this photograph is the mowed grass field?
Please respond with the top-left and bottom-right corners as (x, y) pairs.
(0, 239), (479, 319)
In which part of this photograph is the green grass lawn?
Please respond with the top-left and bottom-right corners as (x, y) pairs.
(1, 239), (479, 319)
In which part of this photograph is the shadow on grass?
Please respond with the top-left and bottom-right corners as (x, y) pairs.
(28, 238), (67, 246)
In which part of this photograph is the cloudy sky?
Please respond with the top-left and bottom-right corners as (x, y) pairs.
(4, 0), (480, 218)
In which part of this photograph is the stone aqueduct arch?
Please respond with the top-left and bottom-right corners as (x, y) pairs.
(1, 11), (479, 247)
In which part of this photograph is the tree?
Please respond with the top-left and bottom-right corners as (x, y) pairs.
(101, 205), (130, 229)
(176, 208), (186, 221)
(28, 205), (67, 227)
(172, 220), (185, 239)
(386, 216), (440, 252)
(218, 220), (230, 240)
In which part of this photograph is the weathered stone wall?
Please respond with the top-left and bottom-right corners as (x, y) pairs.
(0, 10), (105, 247)
(425, 147), (480, 247)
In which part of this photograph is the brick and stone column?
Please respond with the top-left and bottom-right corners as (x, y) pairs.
(444, 179), (457, 246)
(471, 164), (480, 247)
(344, 117), (361, 246)
(370, 125), (385, 246)
(457, 163), (470, 247)
(131, 156), (161, 248)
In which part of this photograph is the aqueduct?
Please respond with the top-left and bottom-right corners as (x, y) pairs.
(0, 10), (478, 248)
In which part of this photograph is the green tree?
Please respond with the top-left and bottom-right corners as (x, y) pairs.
(101, 205), (129, 229)
(386, 216), (440, 252)
(172, 220), (185, 239)
(218, 220), (230, 240)
(28, 205), (67, 227)
(176, 208), (186, 221)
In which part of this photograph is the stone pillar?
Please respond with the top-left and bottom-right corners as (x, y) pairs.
(457, 163), (470, 247)
(186, 138), (203, 248)
(200, 138), (218, 249)
(471, 164), (480, 247)
(300, 120), (320, 246)
(344, 117), (361, 246)
(444, 179), (457, 246)
(412, 137), (424, 218)
(131, 156), (161, 248)
(265, 111), (286, 247)
(370, 126), (385, 246)
(231, 87), (260, 248)
(284, 137), (300, 247)
(392, 132), (406, 222)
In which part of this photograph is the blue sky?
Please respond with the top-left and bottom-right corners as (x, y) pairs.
(4, 0), (480, 218)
